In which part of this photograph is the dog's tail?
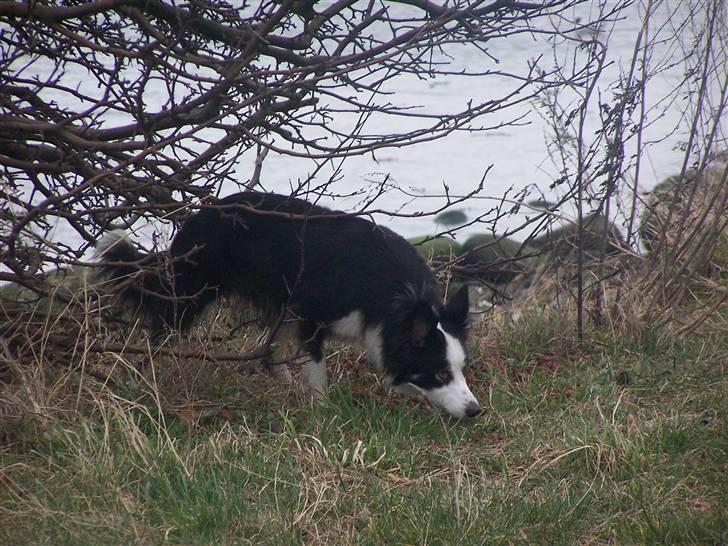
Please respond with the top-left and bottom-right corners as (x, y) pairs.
(94, 230), (178, 335)
(95, 229), (143, 267)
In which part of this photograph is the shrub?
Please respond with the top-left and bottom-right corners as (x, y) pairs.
(639, 164), (727, 275)
(531, 213), (624, 262)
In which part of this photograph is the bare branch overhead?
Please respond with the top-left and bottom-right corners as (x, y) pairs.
(1, 0), (598, 282)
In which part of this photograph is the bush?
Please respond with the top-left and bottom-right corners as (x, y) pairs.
(639, 165), (727, 274)
(0, 266), (96, 315)
(531, 213), (624, 262)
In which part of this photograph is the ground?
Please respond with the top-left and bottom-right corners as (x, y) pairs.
(1, 302), (726, 545)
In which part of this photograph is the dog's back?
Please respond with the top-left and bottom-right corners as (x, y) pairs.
(169, 191), (440, 327)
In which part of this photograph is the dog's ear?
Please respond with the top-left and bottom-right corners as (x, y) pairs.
(410, 302), (437, 347)
(444, 284), (469, 331)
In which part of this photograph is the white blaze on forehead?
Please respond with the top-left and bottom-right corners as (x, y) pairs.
(421, 324), (478, 418)
(439, 325), (466, 371)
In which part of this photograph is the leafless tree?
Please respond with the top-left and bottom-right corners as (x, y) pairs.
(1, 0), (611, 292)
(533, 0), (728, 336)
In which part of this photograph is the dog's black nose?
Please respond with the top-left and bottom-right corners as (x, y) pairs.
(465, 403), (481, 418)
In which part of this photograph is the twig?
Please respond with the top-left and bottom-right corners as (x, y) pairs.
(246, 142), (270, 190)
(45, 334), (271, 364)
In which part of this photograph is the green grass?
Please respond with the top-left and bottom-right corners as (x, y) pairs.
(1, 311), (726, 545)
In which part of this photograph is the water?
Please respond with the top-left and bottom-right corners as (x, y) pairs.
(226, 1), (713, 241)
(7, 0), (725, 255)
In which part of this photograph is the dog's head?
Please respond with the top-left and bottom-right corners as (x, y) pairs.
(385, 285), (480, 419)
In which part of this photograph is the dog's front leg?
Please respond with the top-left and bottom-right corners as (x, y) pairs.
(303, 356), (327, 401)
(266, 321), (295, 383)
(267, 344), (293, 384)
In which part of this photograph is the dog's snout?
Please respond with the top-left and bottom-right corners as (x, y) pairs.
(464, 402), (481, 418)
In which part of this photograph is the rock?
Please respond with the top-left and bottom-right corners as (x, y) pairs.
(434, 209), (468, 227)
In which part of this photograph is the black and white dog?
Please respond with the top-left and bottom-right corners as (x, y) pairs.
(95, 192), (480, 418)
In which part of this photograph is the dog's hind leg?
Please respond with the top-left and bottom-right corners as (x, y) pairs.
(271, 363), (293, 383)
(265, 319), (296, 384)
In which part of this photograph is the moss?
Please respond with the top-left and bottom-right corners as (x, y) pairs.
(408, 236), (463, 262)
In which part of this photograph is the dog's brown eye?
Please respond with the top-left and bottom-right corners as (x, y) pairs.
(435, 371), (451, 383)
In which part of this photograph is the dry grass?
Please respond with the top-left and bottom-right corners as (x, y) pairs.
(0, 258), (727, 544)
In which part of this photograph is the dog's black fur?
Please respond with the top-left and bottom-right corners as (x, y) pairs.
(96, 192), (479, 416)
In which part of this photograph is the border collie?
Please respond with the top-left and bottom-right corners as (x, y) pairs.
(95, 191), (480, 419)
